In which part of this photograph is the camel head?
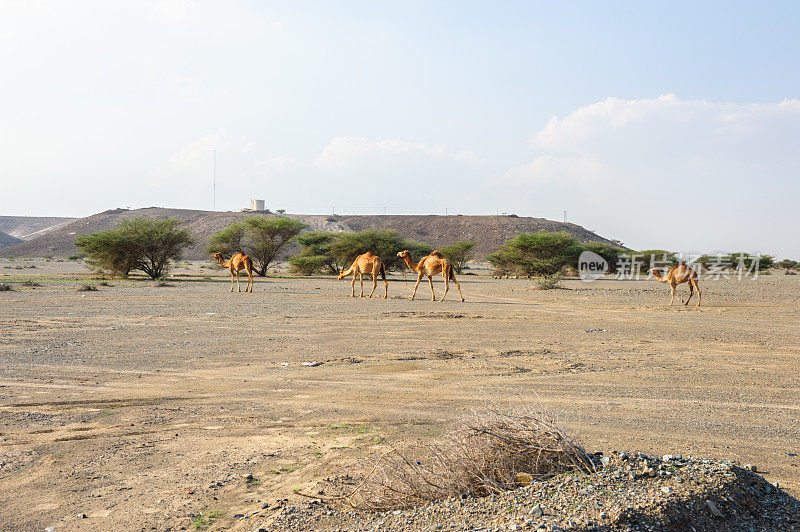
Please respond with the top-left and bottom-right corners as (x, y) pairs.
(337, 270), (347, 280)
(211, 252), (224, 263)
(397, 250), (411, 260)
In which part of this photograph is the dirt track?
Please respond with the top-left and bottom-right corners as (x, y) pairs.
(1, 261), (799, 530)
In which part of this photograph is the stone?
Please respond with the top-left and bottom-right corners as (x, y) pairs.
(243, 473), (254, 481)
(661, 486), (672, 494)
(515, 472), (533, 486)
(77, 513), (87, 519)
(530, 504), (543, 518)
(599, 456), (610, 466)
(744, 464), (757, 472)
(706, 500), (723, 517)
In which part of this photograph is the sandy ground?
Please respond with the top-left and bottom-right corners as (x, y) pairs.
(1, 260), (799, 531)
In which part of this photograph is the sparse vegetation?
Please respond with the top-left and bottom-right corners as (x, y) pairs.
(487, 232), (582, 277)
(328, 229), (430, 271)
(533, 273), (564, 290)
(0, 283), (13, 291)
(208, 217), (307, 276)
(298, 406), (595, 510)
(439, 241), (477, 274)
(76, 217), (194, 279)
(289, 231), (340, 275)
(191, 510), (223, 530)
(77, 284), (98, 292)
(21, 279), (42, 287)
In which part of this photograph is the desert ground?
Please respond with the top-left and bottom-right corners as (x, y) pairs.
(1, 259), (799, 531)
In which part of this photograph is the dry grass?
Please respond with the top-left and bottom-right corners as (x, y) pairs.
(77, 284), (98, 292)
(0, 283), (13, 291)
(298, 405), (596, 510)
(533, 274), (564, 290)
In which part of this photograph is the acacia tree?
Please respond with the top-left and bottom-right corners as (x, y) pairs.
(327, 228), (430, 271)
(76, 217), (194, 279)
(288, 231), (340, 275)
(487, 231), (582, 277)
(439, 241), (477, 274)
(205, 221), (248, 258)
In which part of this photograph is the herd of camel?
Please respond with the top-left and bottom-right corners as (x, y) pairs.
(211, 250), (701, 306)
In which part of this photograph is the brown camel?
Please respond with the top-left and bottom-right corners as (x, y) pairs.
(338, 252), (388, 299)
(650, 264), (701, 306)
(397, 250), (464, 302)
(212, 252), (254, 293)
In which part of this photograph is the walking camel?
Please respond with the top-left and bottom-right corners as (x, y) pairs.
(397, 250), (464, 302)
(211, 252), (254, 293)
(650, 264), (701, 306)
(338, 251), (388, 299)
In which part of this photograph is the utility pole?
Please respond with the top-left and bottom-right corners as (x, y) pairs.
(563, 210), (567, 223)
(212, 149), (216, 211)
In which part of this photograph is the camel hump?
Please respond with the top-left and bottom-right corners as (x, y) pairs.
(429, 250), (444, 257)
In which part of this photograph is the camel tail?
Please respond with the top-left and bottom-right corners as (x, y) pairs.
(380, 263), (386, 280)
(448, 264), (457, 280)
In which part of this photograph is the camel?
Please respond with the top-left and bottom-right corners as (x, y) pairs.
(211, 252), (254, 293)
(650, 264), (701, 306)
(397, 250), (464, 302)
(338, 252), (388, 299)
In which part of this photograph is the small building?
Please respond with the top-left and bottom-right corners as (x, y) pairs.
(250, 199), (265, 211)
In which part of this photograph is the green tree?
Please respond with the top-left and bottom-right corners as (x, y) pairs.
(289, 231), (339, 275)
(579, 242), (629, 274)
(439, 241), (477, 274)
(328, 228), (430, 270)
(205, 221), (248, 259)
(76, 217), (194, 279)
(487, 231), (582, 277)
(75, 230), (139, 276)
(241, 217), (307, 276)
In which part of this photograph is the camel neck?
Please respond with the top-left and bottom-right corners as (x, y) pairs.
(403, 256), (417, 272)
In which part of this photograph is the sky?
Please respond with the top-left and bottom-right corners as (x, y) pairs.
(1, 1), (798, 257)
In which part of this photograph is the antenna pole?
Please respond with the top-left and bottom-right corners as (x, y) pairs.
(563, 210), (567, 223)
(212, 149), (216, 211)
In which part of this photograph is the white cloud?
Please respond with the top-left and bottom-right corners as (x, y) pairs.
(496, 95), (800, 257)
(151, 134), (487, 213)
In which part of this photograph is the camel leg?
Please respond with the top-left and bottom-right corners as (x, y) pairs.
(452, 275), (464, 302)
(359, 272), (364, 297)
(229, 270), (235, 292)
(428, 275), (436, 301)
(382, 271), (388, 300)
(351, 273), (356, 297)
(684, 281), (693, 306)
(246, 268), (253, 292)
(235, 269), (241, 292)
(411, 273), (423, 300)
(669, 282), (676, 305)
(368, 272), (377, 298)
(439, 271), (450, 302)
(693, 279), (701, 307)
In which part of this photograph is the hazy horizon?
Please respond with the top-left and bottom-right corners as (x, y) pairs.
(2, 1), (798, 257)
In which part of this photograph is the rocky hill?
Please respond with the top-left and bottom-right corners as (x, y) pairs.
(0, 216), (76, 240)
(0, 208), (621, 260)
(0, 230), (23, 249)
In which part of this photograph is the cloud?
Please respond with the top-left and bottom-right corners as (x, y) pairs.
(151, 134), (486, 213)
(497, 95), (800, 257)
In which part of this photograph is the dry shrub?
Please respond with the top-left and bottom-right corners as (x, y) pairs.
(0, 283), (13, 291)
(299, 406), (596, 511)
(533, 274), (563, 290)
(77, 284), (98, 292)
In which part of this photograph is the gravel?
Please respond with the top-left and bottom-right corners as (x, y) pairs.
(256, 452), (800, 531)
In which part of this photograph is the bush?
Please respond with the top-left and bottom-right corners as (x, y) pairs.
(776, 259), (799, 270)
(22, 280), (42, 287)
(76, 217), (194, 279)
(289, 231), (340, 275)
(78, 284), (98, 292)
(533, 273), (563, 290)
(208, 217), (307, 276)
(487, 232), (582, 277)
(439, 241), (477, 274)
(0, 283), (13, 291)
(579, 243), (628, 274)
(328, 229), (430, 271)
(68, 253), (85, 261)
(299, 406), (596, 510)
(288, 255), (330, 276)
